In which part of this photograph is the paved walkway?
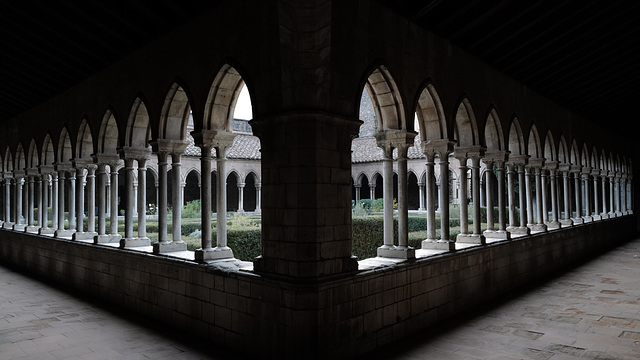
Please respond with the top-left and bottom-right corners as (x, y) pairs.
(370, 237), (640, 360)
(0, 265), (233, 360)
(2, 237), (640, 360)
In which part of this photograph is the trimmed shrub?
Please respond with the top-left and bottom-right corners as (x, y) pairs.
(227, 229), (262, 261)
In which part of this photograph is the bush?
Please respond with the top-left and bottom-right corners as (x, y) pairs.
(227, 229), (262, 261)
(182, 200), (201, 219)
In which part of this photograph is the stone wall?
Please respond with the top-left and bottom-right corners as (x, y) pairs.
(0, 216), (635, 359)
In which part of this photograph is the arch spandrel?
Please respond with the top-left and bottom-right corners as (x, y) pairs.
(98, 110), (120, 156)
(159, 82), (191, 141)
(484, 107), (505, 153)
(76, 119), (95, 161)
(543, 131), (556, 162)
(569, 140), (580, 166)
(27, 139), (39, 170)
(125, 97), (152, 149)
(203, 64), (248, 132)
(526, 125), (542, 159)
(41, 134), (55, 166)
(57, 127), (73, 165)
(507, 117), (525, 157)
(453, 97), (479, 148)
(558, 136), (569, 165)
(362, 65), (406, 132)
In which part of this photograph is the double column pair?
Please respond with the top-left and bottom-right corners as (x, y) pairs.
(119, 148), (152, 248)
(454, 147), (486, 245)
(374, 130), (416, 259)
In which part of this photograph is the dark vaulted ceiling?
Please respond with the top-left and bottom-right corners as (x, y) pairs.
(1, 0), (639, 140)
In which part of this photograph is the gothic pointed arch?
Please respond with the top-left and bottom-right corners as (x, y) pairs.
(569, 140), (580, 167)
(41, 134), (55, 166)
(14, 142), (26, 172)
(415, 82), (447, 141)
(361, 64), (406, 131)
(158, 82), (191, 141)
(453, 97), (480, 147)
(507, 117), (525, 156)
(3, 147), (13, 172)
(203, 63), (252, 132)
(484, 107), (505, 152)
(527, 125), (542, 159)
(580, 143), (590, 168)
(98, 109), (120, 155)
(76, 118), (94, 160)
(558, 136), (569, 165)
(543, 131), (557, 162)
(57, 127), (73, 165)
(27, 139), (39, 170)
(125, 97), (152, 149)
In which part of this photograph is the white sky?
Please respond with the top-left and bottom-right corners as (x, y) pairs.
(234, 85), (252, 120)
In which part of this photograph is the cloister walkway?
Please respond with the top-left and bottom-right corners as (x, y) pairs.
(1, 236), (639, 360)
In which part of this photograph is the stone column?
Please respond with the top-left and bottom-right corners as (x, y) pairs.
(54, 169), (66, 236)
(51, 172), (58, 230)
(560, 166), (573, 226)
(482, 159), (495, 234)
(369, 184), (376, 200)
(582, 171), (592, 222)
(255, 183), (262, 212)
(469, 155), (485, 243)
(94, 163), (107, 241)
(121, 157), (136, 246)
(417, 181), (426, 211)
(86, 165), (97, 235)
(237, 182), (245, 213)
(192, 132), (235, 261)
(38, 170), (51, 234)
(25, 173), (38, 232)
(507, 157), (530, 236)
(455, 155), (469, 238)
(354, 185), (361, 203)
(572, 168), (583, 224)
(601, 172), (609, 218)
(3, 177), (12, 228)
(108, 163), (121, 239)
(614, 173), (621, 216)
(496, 159), (509, 237)
(394, 142), (414, 256)
(524, 166), (534, 226)
(608, 173), (615, 217)
(422, 140), (455, 251)
(377, 139), (395, 254)
(506, 163), (516, 232)
(136, 157), (150, 244)
(517, 163), (529, 234)
(545, 162), (561, 229)
(105, 180), (111, 216)
(132, 182), (138, 217)
(592, 169), (601, 220)
(36, 175), (43, 227)
(68, 170), (76, 231)
(12, 175), (24, 231)
(529, 160), (547, 232)
(72, 166), (86, 238)
(151, 139), (188, 253)
(541, 169), (549, 224)
(423, 151), (437, 242)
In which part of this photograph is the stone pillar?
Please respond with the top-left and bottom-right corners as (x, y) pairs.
(12, 175), (24, 231)
(582, 170), (593, 222)
(256, 183), (262, 212)
(608, 173), (615, 217)
(506, 163), (516, 231)
(524, 166), (534, 226)
(36, 175), (43, 227)
(151, 140), (188, 253)
(375, 131), (416, 259)
(121, 157), (136, 246)
(601, 172), (609, 219)
(417, 181), (425, 211)
(572, 167), (583, 224)
(132, 182), (138, 217)
(108, 163), (121, 239)
(369, 184), (376, 200)
(455, 148), (486, 245)
(72, 166), (86, 238)
(354, 185), (361, 203)
(529, 160), (547, 232)
(517, 163), (530, 234)
(507, 157), (530, 236)
(422, 140), (455, 251)
(3, 177), (12, 228)
(545, 162), (561, 229)
(560, 166), (573, 226)
(592, 169), (601, 220)
(86, 165), (97, 234)
(251, 113), (359, 278)
(496, 159), (509, 237)
(469, 155), (485, 242)
(423, 152), (437, 242)
(237, 182), (245, 213)
(51, 172), (58, 230)
(541, 169), (549, 224)
(54, 169), (66, 236)
(68, 170), (76, 231)
(455, 155), (469, 237)
(482, 159), (495, 234)
(105, 181), (111, 216)
(136, 158), (150, 244)
(38, 170), (51, 234)
(27, 175), (35, 229)
(614, 173), (621, 216)
(94, 163), (107, 240)
(192, 132), (235, 261)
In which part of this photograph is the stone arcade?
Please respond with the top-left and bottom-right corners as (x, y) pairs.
(0, 1), (637, 359)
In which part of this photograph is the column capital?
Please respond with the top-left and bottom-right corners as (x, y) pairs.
(149, 138), (189, 155)
(118, 146), (152, 162)
(453, 145), (485, 160)
(92, 153), (121, 166)
(506, 154), (528, 167)
(421, 138), (455, 158)
(13, 169), (26, 179)
(581, 166), (592, 175)
(527, 157), (545, 169)
(25, 167), (40, 176)
(191, 129), (236, 149)
(569, 165), (582, 174)
(544, 160), (559, 171)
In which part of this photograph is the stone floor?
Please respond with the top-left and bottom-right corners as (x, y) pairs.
(370, 237), (640, 360)
(2, 237), (640, 360)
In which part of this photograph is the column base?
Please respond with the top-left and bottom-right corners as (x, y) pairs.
(12, 224), (26, 232)
(72, 231), (97, 240)
(153, 241), (187, 253)
(54, 229), (76, 238)
(377, 245), (416, 259)
(25, 225), (40, 233)
(120, 237), (151, 248)
(2, 222), (14, 229)
(560, 219), (573, 226)
(582, 216), (593, 223)
(483, 230), (511, 240)
(592, 215), (602, 221)
(528, 223), (547, 232)
(600, 213), (610, 219)
(421, 239), (456, 251)
(545, 221), (562, 230)
(195, 246), (234, 261)
(38, 227), (55, 235)
(456, 234), (486, 245)
(94, 234), (122, 244)
(506, 226), (530, 236)
(571, 217), (584, 225)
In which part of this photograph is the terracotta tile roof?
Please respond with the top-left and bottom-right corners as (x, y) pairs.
(351, 136), (424, 163)
(184, 133), (261, 160)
